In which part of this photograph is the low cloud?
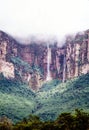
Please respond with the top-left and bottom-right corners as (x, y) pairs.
(0, 0), (89, 46)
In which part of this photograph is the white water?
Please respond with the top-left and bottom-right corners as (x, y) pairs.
(63, 55), (66, 83)
(46, 44), (52, 81)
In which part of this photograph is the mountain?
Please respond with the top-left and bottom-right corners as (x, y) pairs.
(0, 72), (89, 122)
(35, 73), (89, 121)
(0, 30), (89, 90)
(0, 74), (36, 122)
(0, 30), (89, 123)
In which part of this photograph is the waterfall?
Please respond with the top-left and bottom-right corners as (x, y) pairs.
(46, 44), (51, 81)
(63, 55), (66, 83)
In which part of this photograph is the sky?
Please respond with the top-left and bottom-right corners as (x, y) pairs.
(0, 0), (89, 40)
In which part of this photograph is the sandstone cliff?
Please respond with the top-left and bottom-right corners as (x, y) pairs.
(0, 30), (89, 90)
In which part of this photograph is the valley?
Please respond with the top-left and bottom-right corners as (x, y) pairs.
(0, 72), (89, 123)
(0, 30), (89, 123)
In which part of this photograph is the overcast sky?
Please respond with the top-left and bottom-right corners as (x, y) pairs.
(0, 0), (89, 40)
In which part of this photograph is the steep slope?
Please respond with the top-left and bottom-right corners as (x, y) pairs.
(0, 30), (89, 90)
(0, 74), (36, 122)
(35, 73), (89, 120)
(0, 31), (44, 90)
(0, 73), (89, 123)
(0, 30), (89, 123)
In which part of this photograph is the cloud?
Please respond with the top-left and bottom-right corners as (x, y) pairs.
(0, 0), (89, 42)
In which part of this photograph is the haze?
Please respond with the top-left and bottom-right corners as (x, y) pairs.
(0, 0), (89, 40)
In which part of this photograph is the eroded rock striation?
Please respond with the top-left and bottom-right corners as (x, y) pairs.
(0, 30), (89, 90)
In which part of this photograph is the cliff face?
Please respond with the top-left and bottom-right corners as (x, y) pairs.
(0, 33), (15, 79)
(65, 30), (89, 80)
(0, 30), (89, 90)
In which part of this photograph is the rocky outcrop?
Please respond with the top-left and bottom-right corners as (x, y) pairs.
(0, 35), (15, 79)
(0, 60), (14, 79)
(65, 30), (89, 80)
(0, 29), (89, 90)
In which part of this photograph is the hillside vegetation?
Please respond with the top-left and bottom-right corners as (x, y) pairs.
(0, 74), (36, 122)
(0, 109), (89, 130)
(0, 73), (89, 123)
(35, 73), (89, 120)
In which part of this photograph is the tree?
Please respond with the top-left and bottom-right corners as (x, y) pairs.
(74, 109), (89, 130)
(55, 112), (74, 130)
(0, 116), (13, 130)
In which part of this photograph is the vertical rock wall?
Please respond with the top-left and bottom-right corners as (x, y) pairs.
(0, 30), (89, 90)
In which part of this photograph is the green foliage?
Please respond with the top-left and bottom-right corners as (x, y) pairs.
(10, 57), (33, 73)
(0, 72), (89, 124)
(0, 116), (12, 130)
(56, 112), (74, 129)
(72, 73), (89, 88)
(0, 109), (89, 130)
(39, 79), (61, 91)
(74, 109), (89, 130)
(35, 73), (89, 121)
(0, 78), (36, 123)
(10, 56), (43, 77)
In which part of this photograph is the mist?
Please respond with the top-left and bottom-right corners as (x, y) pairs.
(0, 0), (89, 46)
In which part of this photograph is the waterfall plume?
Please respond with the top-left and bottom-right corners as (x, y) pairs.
(46, 44), (52, 81)
(63, 54), (66, 83)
